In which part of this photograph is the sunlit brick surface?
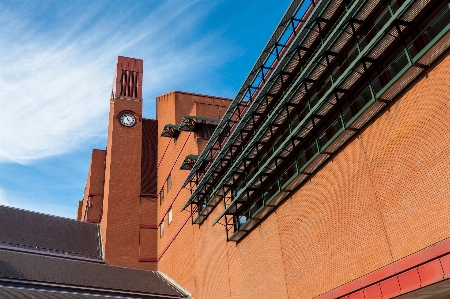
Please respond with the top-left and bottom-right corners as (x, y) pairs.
(156, 51), (450, 299)
(101, 97), (150, 269)
(78, 149), (106, 222)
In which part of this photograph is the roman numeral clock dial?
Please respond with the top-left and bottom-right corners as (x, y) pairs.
(119, 112), (136, 127)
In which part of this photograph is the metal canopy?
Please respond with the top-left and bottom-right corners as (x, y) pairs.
(178, 116), (221, 132)
(161, 124), (180, 138)
(180, 155), (199, 170)
(180, 155), (211, 170)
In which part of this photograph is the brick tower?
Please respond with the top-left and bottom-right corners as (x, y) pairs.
(101, 56), (147, 268)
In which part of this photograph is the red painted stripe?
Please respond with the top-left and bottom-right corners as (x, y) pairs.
(139, 207), (197, 263)
(157, 138), (172, 168)
(157, 133), (191, 197)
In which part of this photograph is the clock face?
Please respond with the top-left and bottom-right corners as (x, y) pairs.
(119, 113), (136, 127)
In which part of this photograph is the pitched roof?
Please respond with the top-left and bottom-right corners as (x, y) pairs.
(0, 205), (101, 259)
(0, 286), (140, 299)
(0, 249), (189, 298)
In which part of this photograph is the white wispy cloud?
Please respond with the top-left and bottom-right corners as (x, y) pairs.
(0, 1), (228, 164)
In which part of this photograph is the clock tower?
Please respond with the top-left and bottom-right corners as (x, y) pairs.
(101, 56), (148, 268)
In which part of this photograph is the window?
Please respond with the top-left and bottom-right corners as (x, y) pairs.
(160, 219), (165, 237)
(167, 173), (172, 191)
(234, 187), (243, 199)
(196, 124), (217, 139)
(234, 214), (248, 231)
(160, 189), (164, 204)
(202, 124), (216, 139)
(168, 206), (173, 224)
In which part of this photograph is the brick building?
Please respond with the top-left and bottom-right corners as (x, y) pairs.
(74, 0), (450, 298)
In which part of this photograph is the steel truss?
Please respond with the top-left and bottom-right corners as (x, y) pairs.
(182, 0), (348, 212)
(183, 0), (450, 242)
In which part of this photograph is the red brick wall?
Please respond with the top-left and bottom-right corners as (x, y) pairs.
(78, 149), (106, 222)
(154, 93), (231, 273)
(156, 51), (450, 298)
(76, 200), (83, 220)
(101, 96), (152, 269)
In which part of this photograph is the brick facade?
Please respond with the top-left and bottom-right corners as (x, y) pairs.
(155, 49), (450, 299)
(78, 44), (450, 297)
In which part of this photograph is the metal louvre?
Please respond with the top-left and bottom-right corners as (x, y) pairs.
(401, 0), (431, 22)
(309, 60), (327, 80)
(368, 29), (398, 59)
(331, 29), (353, 52)
(322, 129), (356, 153)
(316, 95), (336, 116)
(417, 29), (450, 66)
(290, 87), (306, 104)
(322, 0), (342, 19)
(348, 100), (386, 129)
(285, 55), (301, 73)
(340, 68), (363, 89)
(355, 0), (381, 20)
(379, 67), (424, 101)
(185, 0), (441, 242)
(296, 124), (311, 139)
(304, 27), (320, 48)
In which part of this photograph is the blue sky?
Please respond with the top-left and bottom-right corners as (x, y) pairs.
(0, 0), (291, 218)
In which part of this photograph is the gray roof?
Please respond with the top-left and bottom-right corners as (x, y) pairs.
(0, 286), (136, 299)
(0, 249), (189, 298)
(0, 205), (101, 259)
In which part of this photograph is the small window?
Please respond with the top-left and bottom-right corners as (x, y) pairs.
(234, 187), (243, 199)
(167, 173), (172, 191)
(234, 214), (247, 231)
(196, 124), (217, 139)
(160, 219), (165, 237)
(202, 124), (216, 139)
(168, 206), (173, 224)
(160, 189), (164, 204)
